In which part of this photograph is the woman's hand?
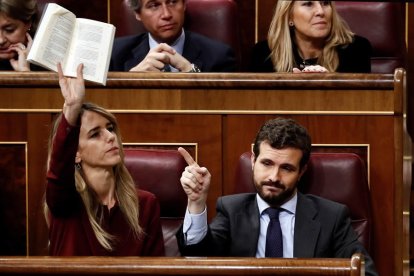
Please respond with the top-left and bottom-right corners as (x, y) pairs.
(293, 65), (329, 73)
(58, 63), (85, 126)
(9, 33), (33, 72)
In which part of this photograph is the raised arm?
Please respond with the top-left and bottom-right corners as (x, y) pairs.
(57, 63), (85, 124)
(178, 147), (211, 214)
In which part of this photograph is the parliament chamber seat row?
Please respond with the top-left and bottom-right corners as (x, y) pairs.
(0, 0), (411, 275)
(0, 69), (409, 276)
(35, 0), (406, 73)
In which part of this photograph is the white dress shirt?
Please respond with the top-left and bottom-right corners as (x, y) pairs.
(182, 192), (298, 257)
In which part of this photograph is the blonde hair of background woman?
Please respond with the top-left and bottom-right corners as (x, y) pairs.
(267, 0), (354, 72)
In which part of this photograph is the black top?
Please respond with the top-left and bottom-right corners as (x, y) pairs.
(0, 59), (47, 71)
(249, 35), (372, 73)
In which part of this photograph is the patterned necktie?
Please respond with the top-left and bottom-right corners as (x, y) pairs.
(265, 208), (283, 257)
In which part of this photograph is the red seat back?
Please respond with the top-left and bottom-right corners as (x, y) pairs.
(335, 2), (406, 73)
(124, 148), (187, 256)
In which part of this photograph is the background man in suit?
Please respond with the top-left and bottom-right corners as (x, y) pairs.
(176, 117), (377, 276)
(110, 0), (235, 72)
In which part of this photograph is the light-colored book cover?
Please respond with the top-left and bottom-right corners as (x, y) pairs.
(27, 3), (116, 85)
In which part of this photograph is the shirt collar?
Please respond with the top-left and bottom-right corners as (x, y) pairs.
(148, 29), (185, 55)
(256, 191), (297, 215)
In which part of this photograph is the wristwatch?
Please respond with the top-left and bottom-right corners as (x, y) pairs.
(187, 63), (201, 73)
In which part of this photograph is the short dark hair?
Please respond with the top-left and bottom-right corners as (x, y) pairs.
(252, 117), (311, 170)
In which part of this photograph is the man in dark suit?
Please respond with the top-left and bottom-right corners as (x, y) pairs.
(109, 0), (235, 72)
(176, 118), (377, 276)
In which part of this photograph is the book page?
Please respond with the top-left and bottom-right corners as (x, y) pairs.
(64, 19), (115, 85)
(27, 3), (75, 71)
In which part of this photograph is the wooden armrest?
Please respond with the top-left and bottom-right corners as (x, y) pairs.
(0, 254), (363, 275)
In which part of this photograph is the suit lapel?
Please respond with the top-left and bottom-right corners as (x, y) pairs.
(125, 34), (150, 71)
(293, 193), (320, 257)
(233, 195), (260, 256)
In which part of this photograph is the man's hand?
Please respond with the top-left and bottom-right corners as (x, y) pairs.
(178, 147), (211, 214)
(129, 43), (176, 72)
(129, 43), (193, 72)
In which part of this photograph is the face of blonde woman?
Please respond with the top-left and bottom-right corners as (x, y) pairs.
(290, 1), (332, 43)
(0, 12), (30, 60)
(76, 111), (122, 170)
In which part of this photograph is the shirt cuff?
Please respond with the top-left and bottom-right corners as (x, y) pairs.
(183, 207), (208, 245)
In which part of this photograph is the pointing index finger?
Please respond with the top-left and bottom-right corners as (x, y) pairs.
(178, 147), (199, 167)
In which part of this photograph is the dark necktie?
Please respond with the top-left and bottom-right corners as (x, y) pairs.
(265, 208), (283, 257)
(162, 64), (171, 72)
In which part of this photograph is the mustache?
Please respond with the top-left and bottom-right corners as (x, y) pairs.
(261, 180), (284, 189)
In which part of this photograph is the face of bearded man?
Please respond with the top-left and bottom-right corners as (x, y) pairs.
(251, 141), (306, 207)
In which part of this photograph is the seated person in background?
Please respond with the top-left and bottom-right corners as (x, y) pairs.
(109, 0), (236, 72)
(176, 117), (377, 276)
(250, 1), (372, 73)
(0, 0), (40, 71)
(44, 63), (165, 256)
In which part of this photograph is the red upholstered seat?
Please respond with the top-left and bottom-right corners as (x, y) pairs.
(335, 2), (406, 73)
(234, 152), (372, 252)
(184, 0), (240, 59)
(124, 148), (187, 256)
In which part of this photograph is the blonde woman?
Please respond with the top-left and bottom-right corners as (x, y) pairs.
(250, 1), (371, 73)
(45, 63), (165, 256)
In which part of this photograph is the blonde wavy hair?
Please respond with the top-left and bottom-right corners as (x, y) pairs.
(44, 103), (142, 251)
(268, 1), (354, 72)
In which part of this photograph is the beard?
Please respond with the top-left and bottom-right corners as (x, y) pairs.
(255, 180), (296, 207)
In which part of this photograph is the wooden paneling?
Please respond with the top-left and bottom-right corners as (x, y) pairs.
(0, 71), (408, 276)
(0, 144), (26, 255)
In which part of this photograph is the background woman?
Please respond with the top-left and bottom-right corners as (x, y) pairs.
(44, 63), (165, 256)
(250, 1), (372, 73)
(0, 0), (38, 71)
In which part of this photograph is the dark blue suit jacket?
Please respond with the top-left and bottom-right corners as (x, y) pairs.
(109, 31), (236, 72)
(176, 192), (377, 276)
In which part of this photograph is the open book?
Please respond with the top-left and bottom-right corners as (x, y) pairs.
(27, 3), (116, 85)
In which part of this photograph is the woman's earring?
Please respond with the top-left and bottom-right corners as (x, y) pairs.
(289, 21), (294, 27)
(75, 163), (81, 170)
